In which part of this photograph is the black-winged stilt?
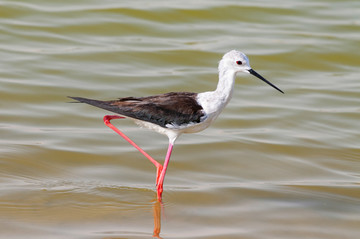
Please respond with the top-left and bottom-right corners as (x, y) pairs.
(69, 50), (283, 200)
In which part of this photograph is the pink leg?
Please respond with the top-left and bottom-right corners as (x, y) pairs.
(156, 142), (174, 200)
(103, 115), (163, 185)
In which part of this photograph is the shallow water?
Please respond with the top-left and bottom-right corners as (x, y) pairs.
(1, 0), (359, 238)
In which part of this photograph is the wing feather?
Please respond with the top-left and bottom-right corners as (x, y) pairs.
(68, 92), (205, 128)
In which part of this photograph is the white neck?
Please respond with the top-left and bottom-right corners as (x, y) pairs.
(196, 63), (237, 123)
(214, 67), (237, 106)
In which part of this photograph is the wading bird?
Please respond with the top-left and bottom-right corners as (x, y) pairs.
(69, 50), (283, 200)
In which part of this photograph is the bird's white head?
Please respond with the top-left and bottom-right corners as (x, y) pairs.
(219, 50), (284, 94)
(219, 50), (251, 74)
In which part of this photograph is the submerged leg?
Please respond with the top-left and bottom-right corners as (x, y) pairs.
(103, 115), (163, 184)
(156, 142), (174, 200)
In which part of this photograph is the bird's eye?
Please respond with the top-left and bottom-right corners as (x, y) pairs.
(236, 61), (242, 65)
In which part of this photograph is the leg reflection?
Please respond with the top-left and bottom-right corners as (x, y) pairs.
(152, 199), (163, 238)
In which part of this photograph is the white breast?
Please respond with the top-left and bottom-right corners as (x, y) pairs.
(196, 91), (230, 125)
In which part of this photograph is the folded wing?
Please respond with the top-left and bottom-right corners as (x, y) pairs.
(68, 92), (205, 128)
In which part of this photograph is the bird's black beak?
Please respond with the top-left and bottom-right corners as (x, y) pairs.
(248, 69), (284, 94)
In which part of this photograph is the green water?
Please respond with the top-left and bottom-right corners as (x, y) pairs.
(0, 0), (359, 238)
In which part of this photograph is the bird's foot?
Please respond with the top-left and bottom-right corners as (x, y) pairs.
(103, 115), (124, 123)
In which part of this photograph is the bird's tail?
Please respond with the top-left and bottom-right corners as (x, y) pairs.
(67, 96), (126, 116)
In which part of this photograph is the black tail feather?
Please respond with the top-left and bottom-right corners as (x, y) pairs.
(68, 96), (102, 105)
(67, 96), (126, 116)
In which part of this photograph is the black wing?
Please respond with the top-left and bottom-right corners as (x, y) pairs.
(68, 92), (205, 128)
